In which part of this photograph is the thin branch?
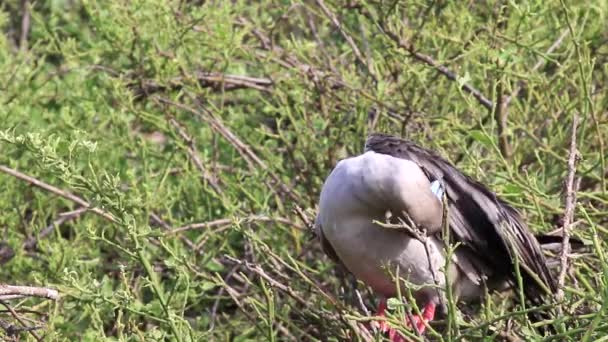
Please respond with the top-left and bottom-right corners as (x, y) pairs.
(0, 165), (117, 223)
(165, 115), (224, 197)
(0, 285), (59, 301)
(0, 300), (42, 341)
(372, 23), (493, 110)
(24, 207), (88, 250)
(293, 205), (314, 232)
(457, 28), (570, 163)
(19, 0), (30, 52)
(0, 319), (43, 337)
(494, 81), (512, 159)
(195, 72), (273, 91)
(560, 0), (605, 192)
(157, 96), (264, 170)
(209, 263), (241, 330)
(504, 28), (569, 109)
(556, 114), (579, 301)
(315, 0), (377, 82)
(224, 255), (309, 306)
(167, 215), (304, 235)
(236, 16), (346, 90)
(132, 72), (273, 99)
(149, 212), (197, 251)
(155, 95), (302, 203)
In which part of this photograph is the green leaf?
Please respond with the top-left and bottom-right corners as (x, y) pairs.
(468, 130), (493, 148)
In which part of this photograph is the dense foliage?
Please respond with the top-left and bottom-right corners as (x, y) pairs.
(0, 0), (607, 340)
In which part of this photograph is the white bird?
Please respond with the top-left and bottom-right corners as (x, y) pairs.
(315, 133), (557, 339)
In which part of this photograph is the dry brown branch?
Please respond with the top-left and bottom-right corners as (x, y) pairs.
(19, 0), (30, 52)
(0, 300), (42, 341)
(504, 28), (569, 109)
(165, 115), (224, 197)
(0, 318), (43, 339)
(293, 205), (314, 232)
(24, 207), (87, 250)
(314, 0), (377, 82)
(224, 255), (372, 341)
(494, 29), (569, 161)
(556, 114), (580, 301)
(0, 165), (117, 223)
(195, 72), (273, 91)
(495, 82), (512, 159)
(149, 213), (197, 250)
(0, 164), (198, 251)
(157, 96), (264, 170)
(225, 255), (309, 305)
(237, 17), (346, 90)
(360, 17), (493, 110)
(223, 255), (372, 340)
(167, 215), (304, 235)
(132, 72), (273, 99)
(209, 263), (241, 330)
(0, 285), (59, 301)
(155, 95), (302, 203)
(239, 15), (415, 126)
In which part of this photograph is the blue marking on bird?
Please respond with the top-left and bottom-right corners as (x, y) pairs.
(430, 180), (444, 200)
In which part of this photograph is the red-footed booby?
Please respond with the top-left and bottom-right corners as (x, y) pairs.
(315, 133), (557, 339)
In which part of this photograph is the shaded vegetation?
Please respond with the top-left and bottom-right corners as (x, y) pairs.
(0, 0), (607, 340)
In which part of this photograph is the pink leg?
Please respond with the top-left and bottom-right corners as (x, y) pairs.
(375, 298), (389, 332)
(374, 300), (436, 341)
(407, 302), (436, 334)
(374, 299), (411, 342)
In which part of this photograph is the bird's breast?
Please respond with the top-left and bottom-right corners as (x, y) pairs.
(321, 215), (446, 297)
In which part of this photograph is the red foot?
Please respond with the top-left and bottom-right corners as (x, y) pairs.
(407, 302), (436, 334)
(373, 299), (436, 342)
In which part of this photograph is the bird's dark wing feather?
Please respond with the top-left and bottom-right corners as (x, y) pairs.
(365, 133), (557, 305)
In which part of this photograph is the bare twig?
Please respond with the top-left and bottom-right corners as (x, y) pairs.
(456, 28), (571, 164)
(503, 28), (569, 110)
(19, 0), (30, 52)
(495, 81), (512, 159)
(149, 212), (197, 250)
(556, 114), (579, 300)
(0, 285), (59, 301)
(24, 207), (88, 250)
(209, 263), (241, 330)
(236, 16), (346, 90)
(132, 72), (273, 99)
(167, 215), (304, 235)
(195, 72), (273, 91)
(0, 165), (117, 223)
(293, 205), (314, 232)
(225, 255), (309, 305)
(314, 0), (377, 82)
(165, 115), (224, 197)
(370, 23), (493, 110)
(155, 95), (302, 203)
(0, 319), (43, 337)
(224, 255), (372, 340)
(0, 300), (42, 341)
(560, 0), (605, 192)
(156, 96), (264, 170)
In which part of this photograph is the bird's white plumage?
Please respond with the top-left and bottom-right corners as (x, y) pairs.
(317, 151), (481, 305)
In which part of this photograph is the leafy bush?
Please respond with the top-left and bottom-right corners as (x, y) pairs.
(0, 0), (606, 340)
